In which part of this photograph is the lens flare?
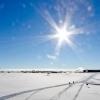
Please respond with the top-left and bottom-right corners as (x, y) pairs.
(56, 28), (70, 42)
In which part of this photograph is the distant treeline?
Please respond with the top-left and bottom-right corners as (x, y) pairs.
(0, 70), (64, 73)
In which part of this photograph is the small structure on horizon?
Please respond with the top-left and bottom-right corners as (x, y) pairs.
(75, 67), (85, 73)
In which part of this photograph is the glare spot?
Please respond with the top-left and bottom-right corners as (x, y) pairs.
(79, 49), (84, 53)
(89, 13), (95, 17)
(82, 17), (85, 20)
(70, 25), (75, 30)
(30, 3), (33, 7)
(12, 37), (15, 40)
(87, 44), (92, 49)
(54, 6), (57, 10)
(43, 3), (47, 7)
(74, 5), (79, 11)
(56, 52), (59, 56)
(62, 64), (65, 67)
(0, 4), (5, 9)
(86, 32), (90, 35)
(28, 25), (31, 29)
(63, 4), (66, 8)
(78, 43), (82, 46)
(22, 4), (26, 8)
(44, 22), (47, 25)
(87, 6), (91, 11)
(59, 20), (63, 23)
(16, 19), (19, 22)
(22, 23), (25, 26)
(44, 11), (48, 15)
(12, 22), (15, 26)
(80, 30), (84, 34)
(69, 7), (73, 11)
(37, 55), (42, 59)
(50, 62), (53, 65)
(48, 5), (52, 9)
(40, 32), (43, 35)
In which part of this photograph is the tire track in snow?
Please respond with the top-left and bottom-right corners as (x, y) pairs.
(72, 74), (96, 100)
(51, 85), (73, 100)
(0, 73), (97, 100)
(51, 74), (97, 100)
(0, 83), (69, 100)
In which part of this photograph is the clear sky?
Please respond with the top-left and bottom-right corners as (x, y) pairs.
(0, 0), (100, 69)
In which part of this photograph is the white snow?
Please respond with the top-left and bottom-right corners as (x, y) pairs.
(0, 73), (100, 100)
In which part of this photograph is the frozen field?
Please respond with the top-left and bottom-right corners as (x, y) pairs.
(0, 73), (100, 100)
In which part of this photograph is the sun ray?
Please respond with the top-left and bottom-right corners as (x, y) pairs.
(65, 38), (77, 51)
(32, 2), (60, 32)
(55, 38), (62, 56)
(64, 6), (74, 30)
(64, 38), (89, 60)
(69, 21), (100, 35)
(0, 34), (59, 54)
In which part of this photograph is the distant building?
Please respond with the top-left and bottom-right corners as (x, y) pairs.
(75, 67), (85, 73)
(76, 68), (100, 73)
(83, 69), (100, 72)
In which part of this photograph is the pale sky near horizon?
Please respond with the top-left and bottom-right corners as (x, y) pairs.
(0, 0), (100, 69)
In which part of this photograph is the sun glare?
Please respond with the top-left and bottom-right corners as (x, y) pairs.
(56, 28), (70, 42)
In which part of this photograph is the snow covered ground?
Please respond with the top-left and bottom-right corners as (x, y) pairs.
(0, 73), (100, 100)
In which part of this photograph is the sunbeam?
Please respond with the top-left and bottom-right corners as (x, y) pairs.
(32, 2), (60, 32)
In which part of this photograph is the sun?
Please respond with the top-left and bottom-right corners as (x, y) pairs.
(54, 28), (73, 55)
(56, 28), (70, 42)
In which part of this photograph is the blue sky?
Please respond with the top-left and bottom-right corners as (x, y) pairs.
(0, 0), (100, 69)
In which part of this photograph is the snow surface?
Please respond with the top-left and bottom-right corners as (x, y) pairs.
(0, 73), (100, 100)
